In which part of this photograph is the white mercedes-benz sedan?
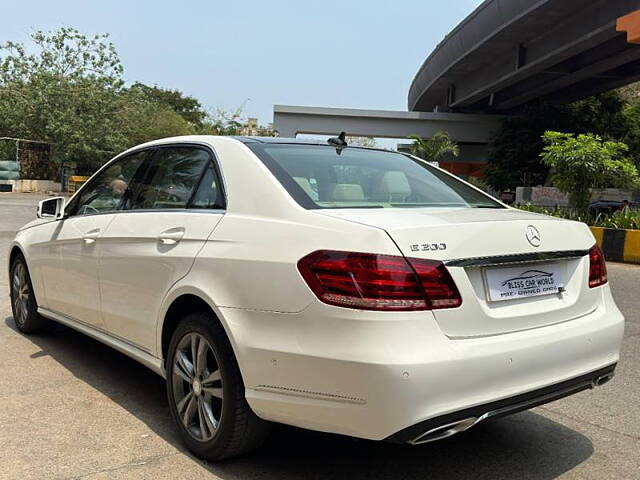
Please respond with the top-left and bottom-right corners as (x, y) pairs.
(9, 136), (624, 460)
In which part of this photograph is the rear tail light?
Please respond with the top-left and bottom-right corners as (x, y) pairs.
(406, 257), (463, 309)
(588, 244), (608, 288)
(297, 250), (461, 311)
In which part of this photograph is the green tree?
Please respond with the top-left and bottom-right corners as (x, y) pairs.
(619, 82), (640, 104)
(116, 88), (195, 147)
(0, 27), (126, 174)
(200, 107), (245, 135)
(346, 136), (377, 148)
(409, 131), (459, 162)
(196, 107), (276, 137)
(623, 100), (640, 168)
(486, 92), (636, 191)
(128, 82), (207, 127)
(540, 131), (640, 211)
(0, 27), (280, 176)
(0, 27), (123, 85)
(0, 27), (215, 174)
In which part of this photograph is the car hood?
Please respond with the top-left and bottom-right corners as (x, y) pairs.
(18, 218), (53, 232)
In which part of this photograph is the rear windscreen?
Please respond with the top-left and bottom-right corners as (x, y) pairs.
(248, 144), (504, 210)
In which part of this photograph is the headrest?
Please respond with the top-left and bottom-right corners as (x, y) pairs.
(378, 171), (411, 196)
(331, 183), (365, 202)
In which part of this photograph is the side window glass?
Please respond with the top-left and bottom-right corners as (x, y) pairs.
(71, 151), (148, 216)
(131, 147), (210, 210)
(190, 162), (224, 209)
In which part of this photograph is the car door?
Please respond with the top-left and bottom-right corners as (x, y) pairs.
(98, 145), (225, 352)
(42, 150), (150, 327)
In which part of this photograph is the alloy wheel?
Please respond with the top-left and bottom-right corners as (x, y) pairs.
(171, 332), (224, 442)
(11, 262), (29, 327)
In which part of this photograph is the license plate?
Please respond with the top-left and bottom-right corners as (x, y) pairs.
(484, 262), (564, 302)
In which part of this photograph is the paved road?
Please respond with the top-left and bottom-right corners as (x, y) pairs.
(1, 193), (639, 479)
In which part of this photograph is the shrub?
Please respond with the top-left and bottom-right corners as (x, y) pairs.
(516, 203), (640, 230)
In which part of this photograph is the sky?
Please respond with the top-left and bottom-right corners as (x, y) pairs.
(0, 0), (483, 127)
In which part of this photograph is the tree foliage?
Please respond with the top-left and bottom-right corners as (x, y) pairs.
(620, 81), (640, 104)
(201, 107), (245, 136)
(0, 28), (126, 171)
(0, 27), (272, 175)
(486, 92), (638, 191)
(128, 82), (207, 127)
(409, 131), (459, 162)
(0, 27), (123, 85)
(346, 136), (377, 148)
(540, 131), (640, 211)
(117, 88), (196, 146)
(623, 101), (640, 167)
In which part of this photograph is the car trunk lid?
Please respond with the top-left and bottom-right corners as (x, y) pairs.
(319, 208), (599, 338)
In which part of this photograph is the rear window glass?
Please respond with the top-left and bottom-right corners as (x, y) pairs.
(248, 144), (503, 209)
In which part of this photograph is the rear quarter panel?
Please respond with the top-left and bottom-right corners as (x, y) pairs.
(186, 137), (405, 313)
(190, 212), (400, 313)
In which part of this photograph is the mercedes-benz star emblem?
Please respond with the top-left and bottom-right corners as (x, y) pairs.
(526, 225), (541, 247)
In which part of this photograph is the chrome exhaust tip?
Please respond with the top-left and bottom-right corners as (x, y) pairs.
(400, 365), (617, 446)
(409, 417), (478, 445)
(594, 372), (614, 387)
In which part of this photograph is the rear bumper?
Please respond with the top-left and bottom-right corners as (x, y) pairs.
(386, 363), (616, 444)
(221, 286), (624, 441)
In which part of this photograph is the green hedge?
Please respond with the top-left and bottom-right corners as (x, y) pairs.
(517, 204), (640, 230)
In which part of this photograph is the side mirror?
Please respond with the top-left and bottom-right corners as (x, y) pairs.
(37, 197), (66, 220)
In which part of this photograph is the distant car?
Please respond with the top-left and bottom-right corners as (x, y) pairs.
(9, 136), (624, 460)
(588, 200), (638, 217)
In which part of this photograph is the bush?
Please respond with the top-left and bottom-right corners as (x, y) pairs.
(516, 203), (640, 230)
(540, 132), (640, 211)
(593, 208), (640, 230)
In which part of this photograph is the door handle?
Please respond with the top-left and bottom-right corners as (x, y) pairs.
(83, 229), (101, 244)
(158, 229), (185, 245)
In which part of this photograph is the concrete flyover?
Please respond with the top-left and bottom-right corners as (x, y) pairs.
(409, 0), (640, 113)
(273, 105), (503, 177)
(274, 0), (640, 178)
(273, 105), (504, 143)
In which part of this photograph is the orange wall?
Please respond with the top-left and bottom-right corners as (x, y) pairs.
(617, 10), (640, 44)
(439, 162), (486, 178)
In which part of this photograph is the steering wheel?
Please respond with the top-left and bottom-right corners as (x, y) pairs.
(80, 205), (101, 215)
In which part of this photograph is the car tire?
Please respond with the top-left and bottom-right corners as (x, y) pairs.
(9, 254), (50, 334)
(166, 312), (271, 460)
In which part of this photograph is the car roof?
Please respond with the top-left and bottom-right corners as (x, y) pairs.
(231, 136), (402, 154)
(120, 135), (398, 157)
(231, 136), (331, 145)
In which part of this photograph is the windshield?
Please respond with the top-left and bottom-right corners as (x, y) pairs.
(248, 144), (504, 210)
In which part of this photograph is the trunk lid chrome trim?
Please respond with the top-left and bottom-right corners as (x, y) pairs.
(446, 250), (589, 268)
